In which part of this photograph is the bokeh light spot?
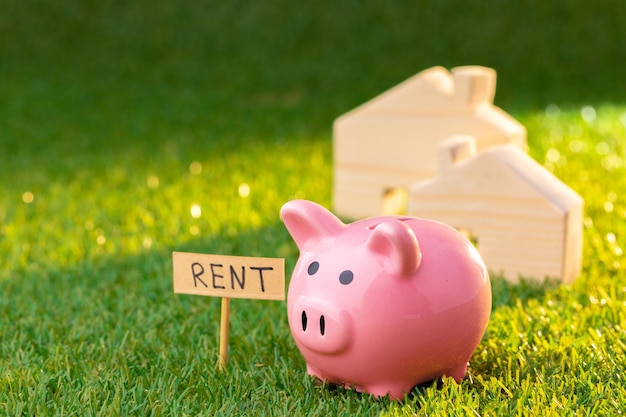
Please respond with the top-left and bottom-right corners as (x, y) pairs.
(22, 191), (34, 204)
(546, 148), (560, 163)
(189, 161), (202, 175)
(581, 106), (596, 123)
(607, 232), (616, 244)
(238, 183), (250, 198)
(190, 204), (202, 218)
(545, 104), (560, 118)
(147, 175), (160, 189)
(596, 142), (610, 155)
(568, 140), (584, 153)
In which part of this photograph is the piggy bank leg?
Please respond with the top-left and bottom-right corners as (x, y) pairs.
(306, 363), (328, 383)
(448, 362), (469, 382)
(364, 382), (411, 401)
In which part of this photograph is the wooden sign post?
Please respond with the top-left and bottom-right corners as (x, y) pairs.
(173, 251), (285, 370)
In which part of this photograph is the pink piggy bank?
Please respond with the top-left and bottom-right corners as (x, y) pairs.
(280, 200), (491, 400)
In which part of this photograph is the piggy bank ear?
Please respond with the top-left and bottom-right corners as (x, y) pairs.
(366, 220), (422, 277)
(280, 200), (345, 250)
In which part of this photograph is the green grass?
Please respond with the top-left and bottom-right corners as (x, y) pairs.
(1, 0), (625, 415)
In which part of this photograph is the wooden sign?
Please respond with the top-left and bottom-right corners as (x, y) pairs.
(173, 251), (285, 370)
(173, 252), (285, 300)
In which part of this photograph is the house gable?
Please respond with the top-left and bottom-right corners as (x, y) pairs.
(409, 136), (583, 283)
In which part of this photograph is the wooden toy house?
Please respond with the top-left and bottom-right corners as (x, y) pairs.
(333, 66), (527, 219)
(408, 136), (583, 283)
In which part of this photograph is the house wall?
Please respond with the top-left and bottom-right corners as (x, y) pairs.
(408, 194), (567, 281)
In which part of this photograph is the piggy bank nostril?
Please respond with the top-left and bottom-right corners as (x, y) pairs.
(301, 311), (308, 331)
(299, 310), (328, 336)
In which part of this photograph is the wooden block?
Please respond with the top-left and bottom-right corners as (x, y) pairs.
(408, 136), (583, 283)
(333, 65), (526, 219)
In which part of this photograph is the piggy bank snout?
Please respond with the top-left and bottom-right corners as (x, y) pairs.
(291, 297), (352, 354)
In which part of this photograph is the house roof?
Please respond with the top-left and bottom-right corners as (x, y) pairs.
(412, 136), (583, 213)
(482, 146), (582, 211)
(334, 66), (526, 156)
(340, 66), (499, 117)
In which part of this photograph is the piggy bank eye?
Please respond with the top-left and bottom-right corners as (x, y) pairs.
(307, 261), (320, 275)
(339, 270), (354, 285)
